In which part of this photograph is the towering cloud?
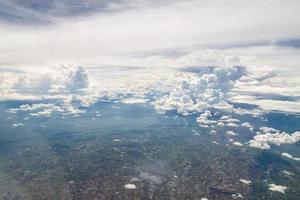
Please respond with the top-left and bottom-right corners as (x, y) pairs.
(67, 66), (89, 92)
(153, 66), (247, 115)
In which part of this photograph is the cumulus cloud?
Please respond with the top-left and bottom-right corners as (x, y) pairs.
(153, 66), (246, 115)
(121, 98), (148, 104)
(268, 183), (287, 194)
(219, 115), (240, 123)
(196, 110), (217, 128)
(9, 103), (60, 117)
(66, 66), (89, 92)
(242, 122), (254, 132)
(1, 49), (299, 118)
(7, 94), (98, 117)
(0, 65), (92, 102)
(226, 131), (238, 136)
(0, 65), (90, 98)
(249, 128), (300, 149)
(226, 122), (239, 127)
(124, 183), (137, 190)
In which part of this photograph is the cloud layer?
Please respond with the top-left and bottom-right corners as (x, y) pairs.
(1, 48), (300, 115)
(1, 0), (300, 65)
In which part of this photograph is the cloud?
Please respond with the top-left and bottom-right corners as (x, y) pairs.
(124, 183), (137, 190)
(239, 179), (252, 185)
(1, 0), (300, 65)
(282, 170), (294, 176)
(249, 129), (300, 149)
(260, 127), (279, 134)
(226, 122), (239, 127)
(233, 108), (263, 117)
(196, 110), (218, 128)
(153, 66), (246, 115)
(220, 116), (240, 127)
(232, 141), (243, 146)
(121, 98), (148, 104)
(66, 66), (89, 92)
(9, 103), (63, 117)
(230, 95), (300, 114)
(1, 50), (299, 117)
(7, 93), (98, 117)
(12, 122), (23, 127)
(231, 193), (244, 199)
(226, 131), (238, 136)
(241, 122), (254, 132)
(0, 0), (189, 25)
(0, 65), (90, 98)
(268, 184), (288, 194)
(281, 152), (300, 161)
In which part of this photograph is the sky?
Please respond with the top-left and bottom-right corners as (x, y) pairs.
(0, 0), (300, 68)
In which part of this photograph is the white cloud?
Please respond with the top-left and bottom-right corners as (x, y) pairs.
(1, 1), (300, 65)
(20, 103), (61, 112)
(282, 170), (294, 176)
(226, 131), (238, 136)
(249, 129), (300, 149)
(153, 66), (246, 115)
(242, 122), (254, 132)
(233, 108), (263, 117)
(0, 65), (90, 99)
(1, 48), (299, 120)
(196, 110), (218, 127)
(121, 98), (148, 104)
(231, 96), (300, 114)
(239, 179), (252, 185)
(219, 116), (240, 123)
(231, 193), (244, 199)
(260, 127), (279, 134)
(7, 94), (97, 117)
(232, 141), (243, 146)
(226, 122), (239, 127)
(66, 66), (89, 92)
(124, 183), (137, 190)
(12, 123), (23, 127)
(217, 122), (225, 127)
(281, 152), (300, 161)
(9, 103), (63, 117)
(268, 184), (287, 194)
